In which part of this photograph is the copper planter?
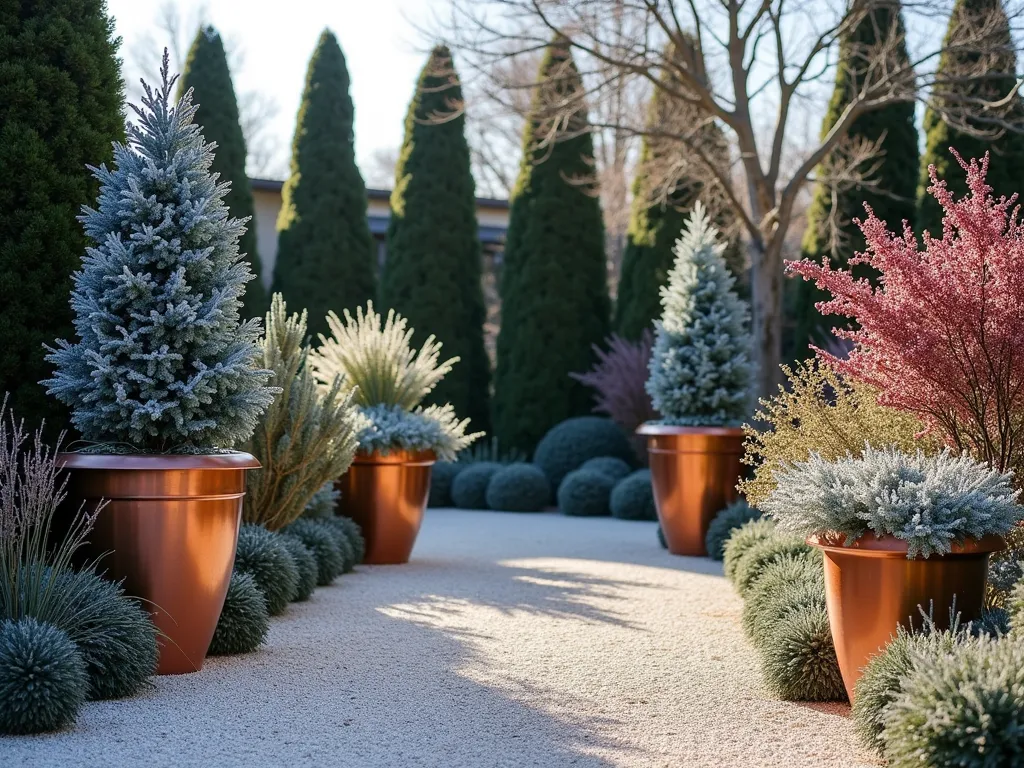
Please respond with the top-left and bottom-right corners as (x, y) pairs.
(637, 424), (743, 557)
(809, 533), (1003, 702)
(336, 449), (435, 565)
(58, 452), (259, 675)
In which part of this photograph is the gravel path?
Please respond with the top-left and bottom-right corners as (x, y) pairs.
(1, 509), (875, 768)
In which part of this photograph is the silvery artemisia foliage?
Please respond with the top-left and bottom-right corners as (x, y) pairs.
(646, 203), (752, 426)
(44, 53), (274, 451)
(356, 403), (478, 462)
(762, 446), (1022, 558)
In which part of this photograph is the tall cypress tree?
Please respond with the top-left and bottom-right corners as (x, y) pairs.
(179, 25), (267, 318)
(917, 0), (1024, 235)
(272, 30), (375, 339)
(380, 46), (491, 433)
(790, 1), (918, 359)
(493, 40), (611, 455)
(0, 0), (123, 432)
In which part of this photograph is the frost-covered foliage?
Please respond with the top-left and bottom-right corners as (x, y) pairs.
(609, 469), (657, 521)
(428, 462), (463, 507)
(312, 302), (481, 459)
(789, 152), (1024, 476)
(882, 634), (1024, 766)
(760, 603), (846, 701)
(302, 482), (339, 519)
(44, 53), (274, 452)
(733, 535), (817, 597)
(282, 519), (344, 586)
(208, 572), (268, 656)
(486, 463), (550, 512)
(558, 469), (616, 517)
(451, 462), (502, 509)
(723, 518), (777, 583)
(705, 499), (760, 560)
(741, 359), (940, 508)
(741, 555), (823, 645)
(243, 295), (361, 530)
(233, 525), (298, 617)
(279, 535), (317, 602)
(762, 447), (1022, 558)
(646, 203), (752, 426)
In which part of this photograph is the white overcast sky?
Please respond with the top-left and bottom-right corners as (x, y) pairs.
(107, 0), (437, 182)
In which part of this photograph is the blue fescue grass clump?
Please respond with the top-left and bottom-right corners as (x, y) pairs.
(609, 469), (657, 521)
(451, 462), (502, 509)
(558, 469), (616, 517)
(334, 517), (365, 564)
(705, 500), (760, 561)
(233, 525), (299, 616)
(759, 603), (846, 701)
(208, 572), (269, 656)
(579, 456), (632, 482)
(533, 417), (635, 493)
(741, 555), (823, 645)
(279, 534), (317, 602)
(0, 618), (88, 735)
(429, 461), (464, 507)
(722, 518), (777, 584)
(485, 463), (550, 512)
(733, 535), (817, 597)
(283, 519), (344, 586)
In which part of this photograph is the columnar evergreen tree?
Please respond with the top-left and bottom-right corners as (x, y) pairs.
(791, 1), (918, 359)
(916, 0), (1024, 235)
(493, 40), (611, 454)
(272, 30), (376, 340)
(44, 54), (275, 452)
(380, 46), (491, 433)
(0, 0), (123, 432)
(179, 25), (267, 319)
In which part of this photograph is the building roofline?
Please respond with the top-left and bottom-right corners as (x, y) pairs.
(249, 177), (510, 210)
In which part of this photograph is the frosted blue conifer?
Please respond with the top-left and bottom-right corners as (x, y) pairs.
(44, 52), (274, 451)
(646, 203), (752, 425)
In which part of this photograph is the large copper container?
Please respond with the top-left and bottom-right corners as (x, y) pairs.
(637, 425), (743, 556)
(809, 533), (1003, 702)
(58, 452), (259, 675)
(336, 449), (435, 565)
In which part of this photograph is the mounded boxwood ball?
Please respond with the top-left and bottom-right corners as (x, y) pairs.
(533, 417), (635, 495)
(705, 500), (761, 561)
(759, 603), (846, 702)
(485, 462), (550, 512)
(311, 517), (357, 572)
(0, 618), (88, 735)
(882, 635), (1024, 766)
(283, 518), (345, 586)
(610, 469), (656, 521)
(335, 516), (366, 564)
(734, 535), (817, 597)
(740, 555), (824, 645)
(234, 524), (300, 616)
(428, 461), (464, 508)
(209, 572), (270, 656)
(51, 568), (158, 700)
(451, 462), (502, 509)
(723, 518), (778, 584)
(279, 534), (318, 602)
(558, 469), (617, 517)
(579, 456), (633, 482)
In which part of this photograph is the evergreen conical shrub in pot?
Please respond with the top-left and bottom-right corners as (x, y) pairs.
(43, 54), (275, 675)
(639, 203), (752, 556)
(312, 304), (481, 564)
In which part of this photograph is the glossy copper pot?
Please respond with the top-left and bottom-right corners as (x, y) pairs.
(336, 449), (435, 565)
(637, 424), (743, 557)
(58, 452), (259, 675)
(809, 533), (1003, 702)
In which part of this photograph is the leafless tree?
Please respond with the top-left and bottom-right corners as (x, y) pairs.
(436, 0), (1024, 400)
(364, 146), (402, 188)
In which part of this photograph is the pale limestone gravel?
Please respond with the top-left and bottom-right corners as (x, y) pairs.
(0, 509), (876, 768)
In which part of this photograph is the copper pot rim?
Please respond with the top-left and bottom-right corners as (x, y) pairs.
(636, 423), (744, 437)
(353, 448), (436, 466)
(56, 451), (261, 471)
(807, 531), (1006, 558)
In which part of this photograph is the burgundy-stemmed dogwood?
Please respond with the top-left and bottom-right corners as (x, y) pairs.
(788, 151), (1024, 474)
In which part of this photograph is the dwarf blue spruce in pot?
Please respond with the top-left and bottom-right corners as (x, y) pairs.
(43, 51), (275, 452)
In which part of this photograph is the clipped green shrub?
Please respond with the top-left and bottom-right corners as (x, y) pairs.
(208, 572), (270, 656)
(579, 456), (633, 482)
(335, 517), (366, 564)
(741, 556), (824, 645)
(452, 462), (502, 509)
(283, 519), (344, 586)
(558, 469), (617, 517)
(882, 635), (1024, 766)
(705, 500), (760, 561)
(313, 520), (356, 573)
(533, 417), (635, 494)
(50, 569), (157, 701)
(609, 469), (657, 521)
(279, 535), (317, 602)
(759, 603), (846, 701)
(429, 462), (464, 507)
(733, 536), (816, 597)
(486, 463), (550, 512)
(233, 525), (300, 616)
(0, 618), (87, 735)
(723, 518), (778, 584)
